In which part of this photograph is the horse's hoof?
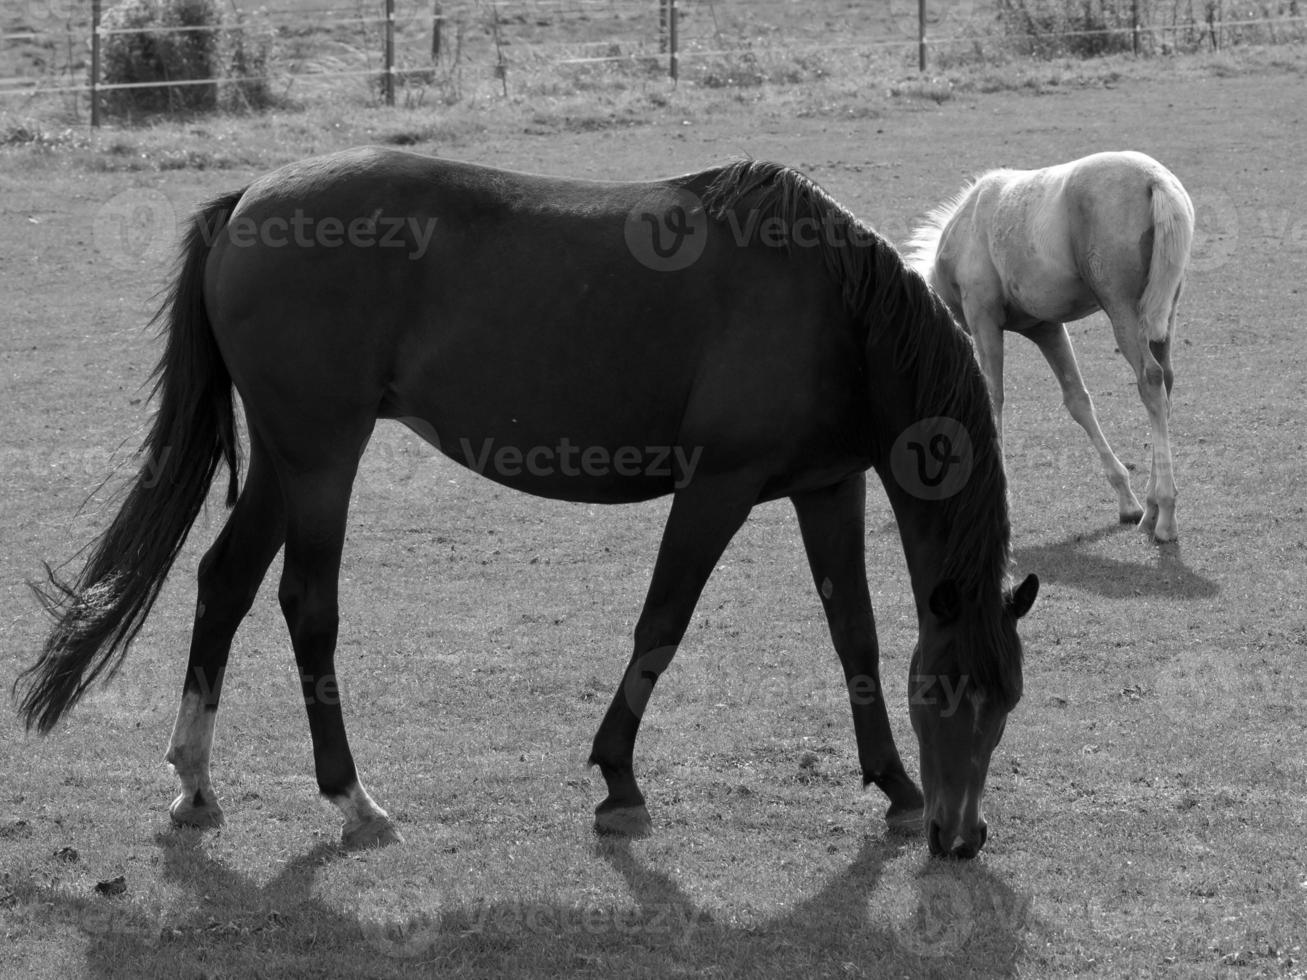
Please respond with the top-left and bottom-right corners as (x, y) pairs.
(593, 804), (653, 838)
(1119, 509), (1145, 525)
(343, 816), (403, 849)
(170, 790), (225, 829)
(1152, 527), (1178, 544)
(885, 803), (924, 835)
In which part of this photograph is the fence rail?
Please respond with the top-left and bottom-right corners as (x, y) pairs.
(2, 0), (1304, 123)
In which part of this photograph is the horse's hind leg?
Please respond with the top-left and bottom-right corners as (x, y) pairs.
(276, 454), (401, 848)
(589, 476), (755, 837)
(792, 473), (924, 832)
(1023, 321), (1144, 524)
(168, 432), (286, 828)
(1106, 305), (1179, 542)
(1142, 334), (1179, 540)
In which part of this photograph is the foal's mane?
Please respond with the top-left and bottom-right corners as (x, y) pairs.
(903, 178), (977, 279)
(697, 160), (1020, 703)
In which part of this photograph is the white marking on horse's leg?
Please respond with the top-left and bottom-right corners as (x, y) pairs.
(334, 781), (403, 848)
(165, 691), (224, 827)
(1137, 364), (1177, 541)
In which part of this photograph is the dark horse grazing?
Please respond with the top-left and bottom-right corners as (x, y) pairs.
(17, 149), (1037, 859)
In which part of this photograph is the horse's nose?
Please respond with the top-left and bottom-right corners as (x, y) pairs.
(928, 817), (988, 859)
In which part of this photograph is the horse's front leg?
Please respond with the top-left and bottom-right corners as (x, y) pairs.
(792, 473), (924, 833)
(959, 297), (1008, 450)
(588, 476), (755, 837)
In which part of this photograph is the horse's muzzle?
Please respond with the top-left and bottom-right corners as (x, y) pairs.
(928, 815), (988, 859)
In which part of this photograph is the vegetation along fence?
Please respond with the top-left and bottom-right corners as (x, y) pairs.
(1, 0), (1304, 124)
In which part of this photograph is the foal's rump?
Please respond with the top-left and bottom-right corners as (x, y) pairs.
(1062, 151), (1194, 339)
(204, 147), (863, 503)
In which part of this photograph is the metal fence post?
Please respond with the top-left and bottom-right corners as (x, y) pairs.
(384, 0), (395, 105)
(90, 0), (102, 127)
(669, 0), (677, 81)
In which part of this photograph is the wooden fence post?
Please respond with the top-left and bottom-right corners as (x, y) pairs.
(384, 0), (395, 105)
(90, 0), (102, 126)
(432, 0), (442, 62)
(669, 0), (678, 81)
(918, 0), (927, 71)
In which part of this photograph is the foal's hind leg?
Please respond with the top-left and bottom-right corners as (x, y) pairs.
(1141, 335), (1179, 540)
(168, 433), (286, 829)
(1106, 307), (1179, 542)
(792, 474), (924, 833)
(589, 476), (755, 837)
(1023, 321), (1144, 524)
(278, 458), (400, 848)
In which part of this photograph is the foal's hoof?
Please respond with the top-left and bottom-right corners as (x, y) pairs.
(593, 802), (653, 839)
(1119, 508), (1145, 525)
(885, 802), (924, 835)
(342, 816), (404, 850)
(170, 790), (225, 829)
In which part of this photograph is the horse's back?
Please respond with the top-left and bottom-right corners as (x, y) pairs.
(201, 148), (867, 501)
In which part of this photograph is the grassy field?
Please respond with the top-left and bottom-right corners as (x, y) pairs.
(3, 57), (1307, 979)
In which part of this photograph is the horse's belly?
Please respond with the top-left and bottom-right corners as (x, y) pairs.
(1002, 260), (1098, 325)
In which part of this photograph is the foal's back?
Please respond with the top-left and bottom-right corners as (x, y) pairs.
(929, 150), (1179, 329)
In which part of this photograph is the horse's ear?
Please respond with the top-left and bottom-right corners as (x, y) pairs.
(1008, 574), (1039, 619)
(929, 579), (961, 623)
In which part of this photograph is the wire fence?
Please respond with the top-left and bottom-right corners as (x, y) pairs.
(2, 0), (1304, 122)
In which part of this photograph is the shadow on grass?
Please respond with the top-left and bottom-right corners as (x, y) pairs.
(15, 827), (1035, 978)
(1015, 523), (1219, 599)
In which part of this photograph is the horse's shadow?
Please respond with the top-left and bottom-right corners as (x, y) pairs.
(1014, 523), (1218, 599)
(19, 826), (1035, 978)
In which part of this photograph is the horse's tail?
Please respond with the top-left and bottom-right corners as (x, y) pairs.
(1139, 173), (1195, 343)
(16, 189), (247, 734)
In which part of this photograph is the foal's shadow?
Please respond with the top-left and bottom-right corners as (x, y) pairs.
(1014, 523), (1218, 599)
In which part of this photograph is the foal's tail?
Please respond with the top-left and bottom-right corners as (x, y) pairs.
(1139, 174), (1195, 343)
(16, 189), (247, 734)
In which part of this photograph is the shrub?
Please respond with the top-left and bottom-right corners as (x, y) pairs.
(98, 0), (276, 118)
(995, 0), (1137, 58)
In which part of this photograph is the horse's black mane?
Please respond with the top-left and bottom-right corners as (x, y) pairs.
(698, 159), (1020, 704)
